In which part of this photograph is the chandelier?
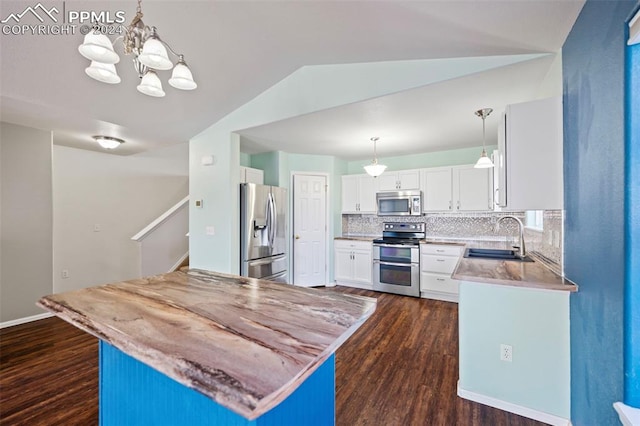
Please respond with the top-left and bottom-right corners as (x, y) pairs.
(78, 0), (197, 97)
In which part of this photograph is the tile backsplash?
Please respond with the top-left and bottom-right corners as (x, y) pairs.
(342, 210), (563, 272)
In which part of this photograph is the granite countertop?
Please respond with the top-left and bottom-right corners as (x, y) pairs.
(335, 235), (379, 241)
(450, 244), (577, 292)
(37, 269), (376, 420)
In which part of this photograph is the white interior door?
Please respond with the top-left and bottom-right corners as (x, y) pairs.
(293, 174), (327, 287)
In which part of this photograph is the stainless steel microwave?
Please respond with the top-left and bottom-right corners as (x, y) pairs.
(376, 190), (422, 216)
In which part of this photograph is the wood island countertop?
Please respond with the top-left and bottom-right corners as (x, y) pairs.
(37, 269), (376, 420)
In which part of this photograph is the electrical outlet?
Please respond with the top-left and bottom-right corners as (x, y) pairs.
(93, 224), (102, 232)
(500, 344), (513, 362)
(206, 226), (215, 236)
(61, 269), (70, 279)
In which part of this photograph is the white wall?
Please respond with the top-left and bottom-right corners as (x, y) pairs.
(0, 122), (53, 322)
(53, 143), (188, 293)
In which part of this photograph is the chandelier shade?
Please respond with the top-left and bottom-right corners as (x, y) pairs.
(78, 32), (120, 64)
(85, 61), (121, 84)
(138, 35), (173, 70)
(137, 70), (166, 97)
(169, 60), (197, 90)
(474, 149), (494, 168)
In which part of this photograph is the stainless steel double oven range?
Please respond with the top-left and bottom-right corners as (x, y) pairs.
(372, 222), (425, 297)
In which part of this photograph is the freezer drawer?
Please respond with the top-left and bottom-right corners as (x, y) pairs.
(243, 254), (287, 279)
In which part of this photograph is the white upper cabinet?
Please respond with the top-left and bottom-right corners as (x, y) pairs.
(496, 96), (563, 210)
(453, 165), (493, 211)
(378, 170), (421, 191)
(341, 174), (378, 214)
(421, 167), (453, 212)
(421, 165), (493, 212)
(240, 166), (264, 184)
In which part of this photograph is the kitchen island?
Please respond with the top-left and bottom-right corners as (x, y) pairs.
(37, 268), (376, 425)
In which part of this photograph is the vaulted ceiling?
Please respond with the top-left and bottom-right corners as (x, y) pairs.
(0, 0), (584, 158)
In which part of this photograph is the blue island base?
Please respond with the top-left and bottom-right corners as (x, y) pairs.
(99, 341), (335, 426)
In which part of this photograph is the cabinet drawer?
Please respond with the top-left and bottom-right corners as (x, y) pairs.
(421, 254), (459, 274)
(420, 244), (462, 257)
(420, 273), (459, 294)
(334, 240), (372, 251)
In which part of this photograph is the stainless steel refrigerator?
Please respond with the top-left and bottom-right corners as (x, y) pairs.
(240, 183), (288, 283)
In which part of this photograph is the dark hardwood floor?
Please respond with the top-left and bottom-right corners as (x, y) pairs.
(0, 287), (544, 425)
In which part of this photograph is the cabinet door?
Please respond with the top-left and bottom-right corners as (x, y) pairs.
(377, 173), (400, 191)
(352, 249), (372, 284)
(334, 248), (353, 282)
(505, 96), (563, 210)
(244, 167), (264, 184)
(398, 170), (420, 190)
(358, 175), (378, 213)
(341, 175), (359, 213)
(422, 168), (452, 212)
(496, 113), (507, 207)
(454, 165), (493, 211)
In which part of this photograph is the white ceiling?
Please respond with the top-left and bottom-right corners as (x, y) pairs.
(0, 0), (585, 158)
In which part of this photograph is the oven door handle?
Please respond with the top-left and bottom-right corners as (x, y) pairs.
(374, 243), (417, 248)
(373, 260), (417, 268)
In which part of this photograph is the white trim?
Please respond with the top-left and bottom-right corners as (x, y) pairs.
(1, 312), (54, 329)
(420, 290), (458, 303)
(457, 383), (571, 426)
(629, 9), (640, 46)
(169, 251), (189, 272)
(131, 195), (189, 241)
(614, 402), (640, 426)
(290, 172), (331, 287)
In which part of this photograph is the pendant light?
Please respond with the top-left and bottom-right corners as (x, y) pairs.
(474, 108), (494, 169)
(363, 137), (387, 177)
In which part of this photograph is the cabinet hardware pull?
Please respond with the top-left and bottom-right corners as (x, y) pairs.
(437, 278), (445, 282)
(436, 259), (445, 262)
(449, 200), (452, 210)
(457, 200), (461, 210)
(436, 250), (444, 253)
(494, 188), (500, 206)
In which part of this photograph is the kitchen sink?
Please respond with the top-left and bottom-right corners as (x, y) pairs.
(463, 248), (533, 262)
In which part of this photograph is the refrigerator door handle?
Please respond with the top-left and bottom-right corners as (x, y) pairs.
(270, 194), (277, 248)
(247, 254), (286, 267)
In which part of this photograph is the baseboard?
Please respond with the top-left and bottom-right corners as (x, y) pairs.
(1, 312), (54, 329)
(169, 251), (189, 272)
(614, 402), (640, 426)
(457, 383), (571, 426)
(420, 290), (458, 303)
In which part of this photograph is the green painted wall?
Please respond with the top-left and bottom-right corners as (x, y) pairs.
(346, 145), (497, 174)
(239, 152), (251, 167)
(250, 151), (281, 186)
(458, 281), (570, 419)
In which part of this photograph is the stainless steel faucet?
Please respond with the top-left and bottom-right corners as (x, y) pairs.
(495, 215), (527, 258)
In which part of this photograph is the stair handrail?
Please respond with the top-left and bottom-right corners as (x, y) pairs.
(131, 195), (189, 242)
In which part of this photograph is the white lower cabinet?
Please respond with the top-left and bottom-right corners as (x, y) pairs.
(420, 244), (462, 302)
(334, 240), (372, 289)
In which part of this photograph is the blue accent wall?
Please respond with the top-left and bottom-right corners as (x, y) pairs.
(625, 40), (640, 407)
(562, 0), (637, 423)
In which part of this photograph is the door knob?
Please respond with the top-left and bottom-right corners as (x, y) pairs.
(295, 235), (300, 240)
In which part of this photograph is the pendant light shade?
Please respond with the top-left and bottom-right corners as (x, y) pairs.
(78, 32), (120, 64)
(93, 135), (125, 149)
(364, 137), (387, 177)
(169, 59), (197, 90)
(474, 108), (495, 169)
(138, 34), (173, 70)
(137, 70), (166, 97)
(85, 61), (121, 84)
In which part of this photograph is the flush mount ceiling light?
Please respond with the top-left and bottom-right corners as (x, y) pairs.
(363, 137), (387, 178)
(78, 0), (197, 97)
(93, 135), (125, 149)
(474, 108), (495, 169)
